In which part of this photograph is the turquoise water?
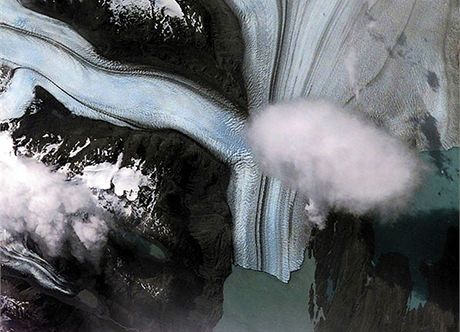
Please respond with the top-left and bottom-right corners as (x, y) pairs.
(374, 148), (459, 309)
(216, 148), (459, 329)
(215, 255), (316, 332)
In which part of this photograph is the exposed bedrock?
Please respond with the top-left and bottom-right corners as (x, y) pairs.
(1, 89), (235, 330)
(0, 0), (458, 283)
(309, 211), (459, 332)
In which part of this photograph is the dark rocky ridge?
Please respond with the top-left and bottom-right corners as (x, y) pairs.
(1, 87), (233, 331)
(309, 212), (459, 332)
(19, 0), (248, 110)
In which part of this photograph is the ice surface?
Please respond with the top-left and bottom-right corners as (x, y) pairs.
(228, 0), (458, 149)
(0, 0), (457, 283)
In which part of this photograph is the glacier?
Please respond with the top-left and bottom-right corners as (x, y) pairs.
(0, 0), (458, 286)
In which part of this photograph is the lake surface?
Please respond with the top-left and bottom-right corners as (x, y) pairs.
(216, 148), (459, 331)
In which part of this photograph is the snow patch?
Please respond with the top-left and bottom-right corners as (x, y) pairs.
(69, 138), (91, 158)
(101, 0), (184, 26)
(155, 0), (184, 18)
(78, 154), (149, 201)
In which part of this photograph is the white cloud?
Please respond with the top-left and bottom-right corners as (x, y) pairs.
(0, 131), (108, 264)
(247, 100), (424, 228)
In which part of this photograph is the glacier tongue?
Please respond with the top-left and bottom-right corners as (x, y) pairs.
(222, 0), (457, 278)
